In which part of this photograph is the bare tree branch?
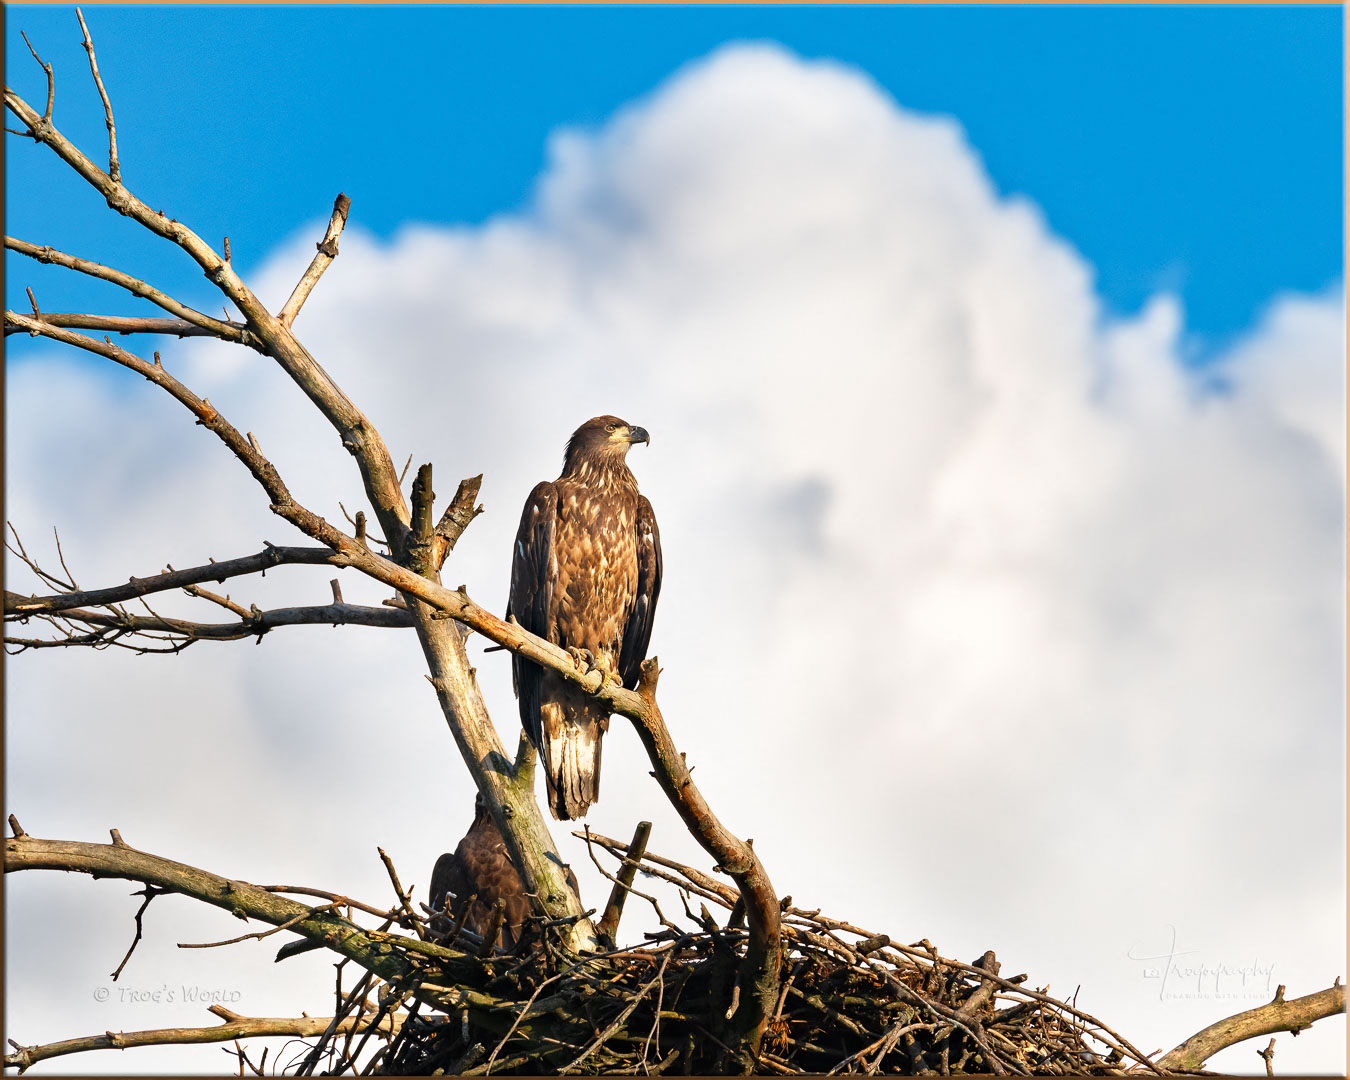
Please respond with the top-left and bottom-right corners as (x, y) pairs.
(279, 193), (351, 328)
(1, 314), (322, 537)
(5, 236), (248, 342)
(2, 311), (245, 339)
(596, 819), (652, 947)
(5, 84), (255, 306)
(628, 661), (781, 1058)
(8, 51), (603, 959)
(7, 79), (411, 543)
(6, 522), (75, 593)
(4, 311), (593, 946)
(3, 828), (478, 996)
(8, 31), (790, 999)
(432, 473), (484, 569)
(1157, 982), (1346, 1072)
(7, 598), (414, 648)
(5, 545), (339, 615)
(9, 305), (770, 976)
(1258, 1036), (1276, 1076)
(3, 1003), (404, 1073)
(260, 884), (395, 922)
(17, 31), (53, 125)
(75, 8), (120, 182)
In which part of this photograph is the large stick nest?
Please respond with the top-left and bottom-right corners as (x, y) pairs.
(299, 832), (1164, 1076)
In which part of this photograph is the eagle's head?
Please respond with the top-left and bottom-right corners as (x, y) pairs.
(563, 415), (650, 471)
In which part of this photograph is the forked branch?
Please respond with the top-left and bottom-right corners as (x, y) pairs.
(3, 830), (469, 987)
(4, 1005), (403, 1074)
(5, 236), (249, 343)
(7, 15), (779, 999)
(630, 661), (781, 1056)
(6, 72), (410, 544)
(6, 598), (413, 650)
(5, 544), (340, 615)
(2, 311), (245, 340)
(1156, 982), (1346, 1072)
(75, 7), (119, 182)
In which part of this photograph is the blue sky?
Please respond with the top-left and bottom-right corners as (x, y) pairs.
(5, 5), (1343, 358)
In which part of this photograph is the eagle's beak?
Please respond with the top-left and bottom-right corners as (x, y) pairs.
(624, 425), (650, 446)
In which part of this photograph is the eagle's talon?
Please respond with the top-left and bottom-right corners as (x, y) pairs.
(566, 646), (595, 673)
(589, 655), (623, 692)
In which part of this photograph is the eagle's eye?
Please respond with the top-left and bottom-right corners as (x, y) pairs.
(604, 422), (617, 433)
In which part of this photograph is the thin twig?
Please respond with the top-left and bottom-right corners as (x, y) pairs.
(75, 8), (119, 182)
(110, 885), (165, 981)
(279, 193), (351, 327)
(19, 31), (54, 122)
(377, 847), (426, 941)
(5, 237), (247, 342)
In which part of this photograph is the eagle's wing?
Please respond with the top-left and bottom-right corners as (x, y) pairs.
(508, 481), (559, 746)
(429, 820), (527, 949)
(429, 850), (472, 917)
(619, 494), (663, 689)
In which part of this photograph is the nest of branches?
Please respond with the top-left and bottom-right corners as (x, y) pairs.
(288, 831), (1156, 1077)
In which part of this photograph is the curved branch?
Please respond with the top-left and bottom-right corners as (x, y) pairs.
(75, 8), (120, 183)
(3, 313), (319, 537)
(6, 313), (768, 976)
(6, 79), (410, 546)
(6, 237), (247, 343)
(16, 31), (53, 125)
(4, 1004), (404, 1073)
(4, 545), (339, 615)
(5, 87), (256, 306)
(9, 47), (596, 958)
(5, 313), (592, 947)
(7, 599), (414, 645)
(1157, 982), (1346, 1072)
(630, 662), (781, 1058)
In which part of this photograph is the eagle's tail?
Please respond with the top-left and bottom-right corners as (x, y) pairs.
(540, 706), (604, 821)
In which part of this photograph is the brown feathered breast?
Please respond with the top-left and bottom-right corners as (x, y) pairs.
(508, 416), (662, 820)
(429, 803), (580, 951)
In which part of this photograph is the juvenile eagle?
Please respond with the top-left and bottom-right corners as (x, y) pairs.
(508, 415), (662, 820)
(429, 795), (580, 951)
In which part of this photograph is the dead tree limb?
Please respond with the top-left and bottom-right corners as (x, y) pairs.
(6, 15), (781, 983)
(3, 1003), (403, 1074)
(279, 192), (352, 328)
(596, 819), (653, 946)
(2, 829), (474, 986)
(3, 545), (340, 615)
(9, 34), (592, 938)
(12, 297), (767, 971)
(1156, 982), (1345, 1072)
(5, 236), (249, 342)
(2, 311), (245, 338)
(6, 599), (414, 648)
(75, 6), (120, 183)
(432, 473), (484, 568)
(630, 662), (781, 1060)
(4, 309), (591, 946)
